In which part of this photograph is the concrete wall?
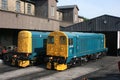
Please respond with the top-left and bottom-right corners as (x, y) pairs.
(78, 17), (84, 22)
(73, 7), (78, 23)
(56, 11), (62, 21)
(0, 10), (59, 31)
(0, 0), (35, 15)
(60, 21), (74, 27)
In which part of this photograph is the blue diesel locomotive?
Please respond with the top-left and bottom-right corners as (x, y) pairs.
(46, 31), (107, 70)
(3, 31), (49, 67)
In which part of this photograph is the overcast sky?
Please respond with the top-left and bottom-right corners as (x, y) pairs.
(57, 0), (120, 19)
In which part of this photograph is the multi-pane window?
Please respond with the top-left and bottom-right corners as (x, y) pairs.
(16, 0), (20, 12)
(1, 0), (8, 10)
(51, 6), (55, 16)
(27, 3), (31, 14)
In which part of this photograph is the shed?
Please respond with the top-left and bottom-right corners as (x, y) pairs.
(61, 15), (120, 56)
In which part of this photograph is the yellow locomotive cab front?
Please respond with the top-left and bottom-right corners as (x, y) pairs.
(46, 31), (68, 70)
(18, 31), (32, 53)
(17, 31), (32, 67)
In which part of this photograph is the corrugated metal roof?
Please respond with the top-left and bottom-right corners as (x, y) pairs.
(61, 14), (120, 32)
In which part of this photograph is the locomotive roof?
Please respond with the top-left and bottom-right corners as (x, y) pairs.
(64, 32), (104, 38)
(30, 31), (49, 37)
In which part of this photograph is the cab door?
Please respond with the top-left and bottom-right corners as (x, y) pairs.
(68, 38), (74, 56)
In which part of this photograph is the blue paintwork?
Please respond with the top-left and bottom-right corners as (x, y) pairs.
(28, 31), (49, 60)
(64, 32), (107, 63)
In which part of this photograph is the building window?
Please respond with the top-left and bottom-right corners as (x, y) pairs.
(51, 6), (55, 16)
(27, 3), (31, 14)
(1, 0), (8, 10)
(75, 14), (78, 22)
(16, 0), (21, 12)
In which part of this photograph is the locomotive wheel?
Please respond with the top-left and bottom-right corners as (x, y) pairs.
(67, 63), (71, 69)
(30, 60), (34, 66)
(81, 57), (88, 65)
(102, 52), (106, 56)
(90, 54), (97, 60)
(68, 58), (82, 68)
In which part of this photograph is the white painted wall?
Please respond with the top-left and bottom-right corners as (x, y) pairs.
(117, 31), (120, 49)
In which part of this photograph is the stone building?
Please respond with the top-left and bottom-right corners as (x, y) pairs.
(57, 5), (84, 27)
(0, 0), (83, 47)
(0, 0), (59, 46)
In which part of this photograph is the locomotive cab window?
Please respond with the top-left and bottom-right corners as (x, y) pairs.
(48, 36), (54, 44)
(60, 36), (66, 44)
(69, 38), (73, 45)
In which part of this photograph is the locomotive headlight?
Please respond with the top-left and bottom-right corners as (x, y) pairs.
(49, 57), (53, 60)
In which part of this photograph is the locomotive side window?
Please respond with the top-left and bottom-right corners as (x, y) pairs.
(60, 36), (66, 44)
(69, 38), (73, 45)
(48, 36), (54, 44)
(43, 39), (47, 48)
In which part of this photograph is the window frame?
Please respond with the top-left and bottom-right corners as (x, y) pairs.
(1, 0), (8, 10)
(60, 36), (67, 45)
(27, 3), (31, 14)
(16, 0), (21, 12)
(48, 36), (54, 44)
(51, 6), (55, 17)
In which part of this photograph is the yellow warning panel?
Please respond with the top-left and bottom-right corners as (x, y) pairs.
(17, 31), (32, 54)
(54, 63), (67, 71)
(18, 60), (30, 67)
(47, 31), (68, 58)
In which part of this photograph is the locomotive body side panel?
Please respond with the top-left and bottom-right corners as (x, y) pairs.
(29, 32), (49, 61)
(66, 33), (106, 63)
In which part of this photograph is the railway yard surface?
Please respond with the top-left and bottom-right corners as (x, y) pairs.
(0, 56), (120, 80)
